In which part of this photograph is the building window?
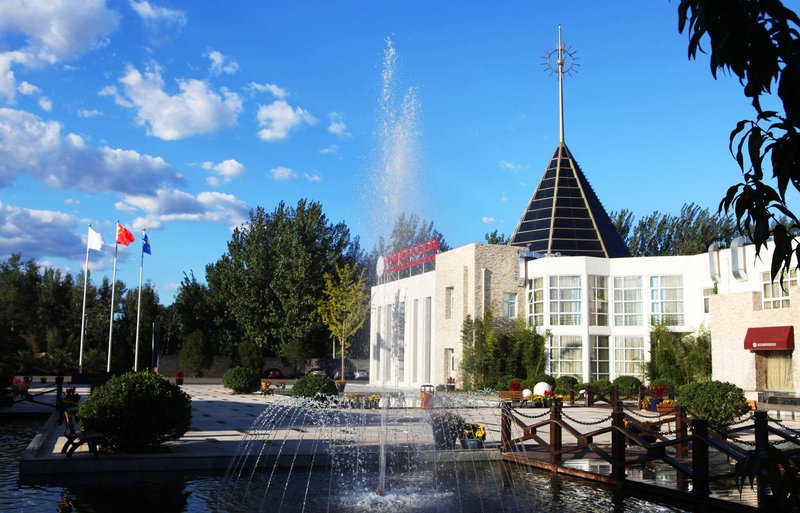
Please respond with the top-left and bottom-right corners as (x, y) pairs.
(650, 275), (684, 325)
(528, 277), (544, 326)
(613, 276), (642, 326)
(503, 292), (517, 318)
(589, 275), (608, 326)
(702, 287), (715, 314)
(549, 276), (581, 326)
(614, 336), (644, 378)
(548, 335), (583, 377)
(445, 286), (455, 319)
(590, 335), (609, 381)
(762, 270), (797, 309)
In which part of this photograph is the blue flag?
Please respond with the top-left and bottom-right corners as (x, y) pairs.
(142, 232), (151, 255)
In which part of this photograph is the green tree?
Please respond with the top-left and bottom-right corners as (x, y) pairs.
(647, 323), (712, 386)
(206, 200), (357, 370)
(317, 263), (370, 381)
(484, 229), (509, 245)
(118, 282), (162, 371)
(611, 203), (737, 256)
(678, 1), (800, 281)
(178, 330), (213, 377)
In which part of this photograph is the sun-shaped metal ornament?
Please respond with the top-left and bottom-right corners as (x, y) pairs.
(541, 26), (579, 77)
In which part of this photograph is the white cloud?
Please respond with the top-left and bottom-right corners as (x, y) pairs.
(201, 158), (244, 186)
(78, 109), (103, 118)
(130, 0), (185, 24)
(0, 107), (183, 194)
(320, 144), (338, 155)
(38, 97), (52, 111)
(270, 166), (296, 181)
(111, 64), (242, 140)
(256, 100), (316, 141)
(304, 173), (321, 183)
(64, 198), (80, 205)
(481, 216), (497, 224)
(499, 160), (522, 171)
(500, 193), (508, 203)
(18, 82), (40, 95)
(248, 82), (287, 99)
(206, 50), (238, 76)
(116, 187), (248, 231)
(327, 112), (351, 138)
(0, 0), (119, 103)
(0, 200), (85, 259)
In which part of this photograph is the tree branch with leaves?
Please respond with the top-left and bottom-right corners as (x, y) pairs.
(678, 0), (800, 280)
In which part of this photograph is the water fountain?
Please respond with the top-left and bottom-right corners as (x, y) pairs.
(217, 38), (686, 513)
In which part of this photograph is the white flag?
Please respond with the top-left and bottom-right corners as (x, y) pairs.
(87, 226), (104, 251)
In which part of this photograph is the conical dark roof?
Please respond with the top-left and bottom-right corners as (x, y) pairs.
(509, 143), (630, 258)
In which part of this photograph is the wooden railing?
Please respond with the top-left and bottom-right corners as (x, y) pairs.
(500, 396), (800, 507)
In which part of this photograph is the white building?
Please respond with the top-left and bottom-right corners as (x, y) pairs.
(370, 33), (798, 400)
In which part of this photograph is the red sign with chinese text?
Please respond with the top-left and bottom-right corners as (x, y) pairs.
(383, 238), (439, 274)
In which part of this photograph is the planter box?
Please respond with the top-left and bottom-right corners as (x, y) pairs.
(460, 439), (484, 449)
(657, 404), (675, 416)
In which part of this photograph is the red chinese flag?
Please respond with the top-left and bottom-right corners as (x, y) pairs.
(116, 224), (135, 246)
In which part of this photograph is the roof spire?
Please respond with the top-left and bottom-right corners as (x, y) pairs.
(558, 25), (565, 143)
(544, 25), (578, 144)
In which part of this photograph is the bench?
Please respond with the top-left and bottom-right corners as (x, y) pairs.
(499, 390), (527, 406)
(61, 411), (105, 457)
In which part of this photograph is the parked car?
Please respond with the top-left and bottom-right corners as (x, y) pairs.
(334, 370), (355, 380)
(354, 369), (369, 380)
(307, 368), (328, 377)
(263, 368), (283, 379)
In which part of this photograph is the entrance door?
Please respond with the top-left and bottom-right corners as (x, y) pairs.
(758, 351), (794, 391)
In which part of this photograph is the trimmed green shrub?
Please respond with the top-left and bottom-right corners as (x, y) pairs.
(677, 380), (750, 432)
(178, 331), (212, 377)
(554, 375), (579, 393)
(588, 379), (612, 392)
(613, 375), (642, 394)
(531, 373), (555, 387)
(291, 373), (337, 398)
(79, 371), (191, 453)
(222, 366), (260, 393)
(494, 375), (523, 391)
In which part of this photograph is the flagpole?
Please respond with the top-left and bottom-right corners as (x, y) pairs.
(134, 231), (145, 372)
(107, 224), (119, 373)
(79, 224), (92, 374)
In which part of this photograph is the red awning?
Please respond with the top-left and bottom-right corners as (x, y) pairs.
(744, 326), (795, 351)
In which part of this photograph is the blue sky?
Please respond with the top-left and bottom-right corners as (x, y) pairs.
(1, 1), (795, 304)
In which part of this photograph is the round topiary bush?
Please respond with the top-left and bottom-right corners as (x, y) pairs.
(588, 378), (612, 392)
(531, 373), (555, 387)
(677, 380), (750, 432)
(612, 375), (642, 394)
(79, 371), (191, 453)
(222, 366), (260, 394)
(291, 373), (337, 398)
(554, 375), (579, 394)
